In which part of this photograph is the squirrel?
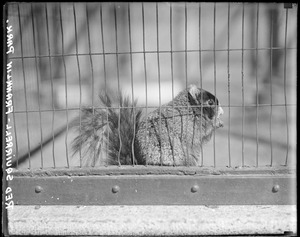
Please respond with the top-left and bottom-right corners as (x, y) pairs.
(71, 84), (224, 166)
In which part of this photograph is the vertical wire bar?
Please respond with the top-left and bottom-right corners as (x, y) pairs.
(72, 3), (83, 167)
(199, 3), (204, 166)
(100, 4), (108, 166)
(184, 2), (190, 166)
(142, 2), (149, 166)
(59, 3), (70, 168)
(283, 7), (289, 165)
(30, 3), (44, 168)
(17, 3), (31, 169)
(213, 2), (217, 167)
(45, 3), (56, 168)
(269, 5), (274, 166)
(85, 3), (96, 166)
(156, 2), (162, 166)
(241, 3), (245, 167)
(170, 3), (176, 166)
(128, 3), (136, 166)
(255, 3), (259, 167)
(227, 2), (231, 167)
(113, 3), (122, 166)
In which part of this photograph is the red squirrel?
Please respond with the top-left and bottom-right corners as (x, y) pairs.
(72, 85), (224, 166)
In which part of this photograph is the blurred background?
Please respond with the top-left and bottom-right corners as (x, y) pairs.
(5, 2), (297, 169)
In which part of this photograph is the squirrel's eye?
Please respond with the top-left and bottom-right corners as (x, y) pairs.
(208, 99), (214, 106)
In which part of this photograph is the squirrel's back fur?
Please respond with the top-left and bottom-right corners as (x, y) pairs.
(72, 85), (224, 166)
(135, 86), (223, 166)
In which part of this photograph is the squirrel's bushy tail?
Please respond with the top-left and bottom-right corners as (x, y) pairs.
(71, 92), (143, 166)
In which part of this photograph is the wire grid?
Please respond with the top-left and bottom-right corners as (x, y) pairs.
(5, 2), (297, 170)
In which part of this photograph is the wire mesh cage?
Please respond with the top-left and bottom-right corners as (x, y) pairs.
(3, 2), (297, 236)
(5, 2), (296, 170)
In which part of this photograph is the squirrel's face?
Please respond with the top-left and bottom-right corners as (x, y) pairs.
(188, 85), (224, 128)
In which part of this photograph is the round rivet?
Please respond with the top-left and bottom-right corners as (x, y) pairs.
(272, 184), (280, 193)
(112, 185), (120, 193)
(191, 185), (199, 193)
(35, 186), (43, 193)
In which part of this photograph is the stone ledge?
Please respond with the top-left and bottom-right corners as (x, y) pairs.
(7, 205), (297, 236)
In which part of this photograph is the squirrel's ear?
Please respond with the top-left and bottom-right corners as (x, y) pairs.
(188, 84), (200, 105)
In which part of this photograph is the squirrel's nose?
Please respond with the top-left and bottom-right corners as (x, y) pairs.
(218, 106), (224, 117)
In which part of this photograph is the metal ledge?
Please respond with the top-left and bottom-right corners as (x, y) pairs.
(9, 173), (296, 205)
(12, 165), (295, 177)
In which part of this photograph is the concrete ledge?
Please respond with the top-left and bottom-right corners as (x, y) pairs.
(8, 205), (296, 236)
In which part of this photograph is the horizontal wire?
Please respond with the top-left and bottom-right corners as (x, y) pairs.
(13, 103), (297, 113)
(7, 47), (297, 60)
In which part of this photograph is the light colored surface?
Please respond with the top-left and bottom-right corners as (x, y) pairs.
(8, 205), (296, 236)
